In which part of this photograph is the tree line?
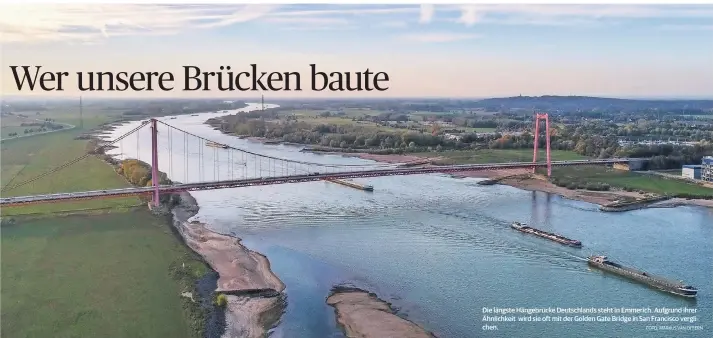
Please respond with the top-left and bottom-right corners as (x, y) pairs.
(214, 108), (712, 169)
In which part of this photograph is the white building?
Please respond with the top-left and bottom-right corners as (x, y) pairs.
(682, 165), (702, 180)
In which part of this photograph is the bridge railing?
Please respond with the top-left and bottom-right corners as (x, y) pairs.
(0, 158), (638, 206)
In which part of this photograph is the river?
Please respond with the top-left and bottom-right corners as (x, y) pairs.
(105, 103), (713, 338)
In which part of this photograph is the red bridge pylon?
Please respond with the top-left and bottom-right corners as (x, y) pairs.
(532, 113), (552, 177)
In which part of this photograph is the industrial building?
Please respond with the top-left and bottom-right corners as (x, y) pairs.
(703, 156), (713, 182)
(682, 165), (702, 180)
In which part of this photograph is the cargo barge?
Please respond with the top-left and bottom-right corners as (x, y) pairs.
(511, 222), (582, 247)
(326, 178), (373, 191)
(588, 256), (697, 298)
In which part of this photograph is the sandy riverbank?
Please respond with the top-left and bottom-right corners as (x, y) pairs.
(648, 198), (713, 209)
(351, 153), (435, 164)
(330, 152), (713, 209)
(171, 192), (286, 338)
(327, 287), (437, 338)
(171, 191), (435, 338)
(340, 153), (643, 206)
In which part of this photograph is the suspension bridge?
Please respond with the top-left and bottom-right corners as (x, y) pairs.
(0, 114), (641, 207)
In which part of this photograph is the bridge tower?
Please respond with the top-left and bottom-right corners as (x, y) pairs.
(151, 118), (160, 207)
(532, 113), (552, 176)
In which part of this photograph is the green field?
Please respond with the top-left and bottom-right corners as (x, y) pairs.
(551, 166), (713, 197)
(2, 107), (207, 337)
(1, 211), (207, 338)
(1, 127), (140, 216)
(274, 109), (502, 135)
(460, 127), (497, 133)
(1, 115), (39, 138)
(415, 148), (713, 197)
(277, 109), (400, 132)
(279, 108), (386, 118)
(654, 169), (682, 175)
(415, 149), (587, 165)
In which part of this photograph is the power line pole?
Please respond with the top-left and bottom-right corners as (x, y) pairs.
(261, 94), (265, 111)
(79, 96), (84, 129)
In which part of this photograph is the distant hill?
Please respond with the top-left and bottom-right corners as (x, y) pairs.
(474, 95), (713, 114)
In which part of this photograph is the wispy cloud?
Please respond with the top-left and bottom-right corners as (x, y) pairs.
(270, 17), (357, 31)
(419, 5), (434, 24)
(0, 4), (421, 43)
(379, 21), (409, 29)
(3, 4), (711, 44)
(659, 24), (713, 31)
(0, 4), (280, 43)
(449, 4), (713, 27)
(269, 6), (417, 18)
(399, 32), (481, 43)
(457, 6), (482, 26)
(265, 16), (352, 27)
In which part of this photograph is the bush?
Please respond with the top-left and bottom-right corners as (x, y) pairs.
(584, 183), (610, 191)
(215, 293), (228, 308)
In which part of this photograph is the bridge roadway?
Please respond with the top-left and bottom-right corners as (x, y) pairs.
(0, 158), (632, 206)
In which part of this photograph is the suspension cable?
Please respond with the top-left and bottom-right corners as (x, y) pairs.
(156, 120), (398, 168)
(2, 121), (150, 192)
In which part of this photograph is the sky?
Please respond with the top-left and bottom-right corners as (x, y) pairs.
(1, 4), (713, 99)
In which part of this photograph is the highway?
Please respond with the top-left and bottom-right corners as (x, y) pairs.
(0, 158), (634, 206)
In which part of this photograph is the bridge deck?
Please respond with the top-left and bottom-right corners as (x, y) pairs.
(0, 159), (632, 207)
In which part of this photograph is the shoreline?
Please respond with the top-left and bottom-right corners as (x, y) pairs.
(171, 191), (287, 338)
(334, 152), (713, 210)
(206, 111), (711, 211)
(171, 191), (437, 337)
(92, 103), (290, 338)
(306, 151), (649, 207)
(327, 286), (437, 338)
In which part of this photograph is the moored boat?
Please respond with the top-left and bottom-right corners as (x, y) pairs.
(206, 141), (229, 149)
(588, 256), (697, 298)
(511, 222), (582, 247)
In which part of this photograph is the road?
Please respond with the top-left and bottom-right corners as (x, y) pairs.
(0, 158), (634, 206)
(0, 117), (75, 142)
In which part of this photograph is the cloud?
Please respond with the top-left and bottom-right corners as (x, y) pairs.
(199, 5), (280, 29)
(0, 4), (424, 43)
(4, 4), (711, 44)
(449, 4), (713, 26)
(380, 21), (409, 28)
(0, 4), (280, 43)
(265, 16), (352, 26)
(419, 5), (434, 24)
(269, 6), (417, 18)
(269, 17), (358, 31)
(399, 32), (481, 43)
(457, 6), (482, 26)
(659, 24), (713, 31)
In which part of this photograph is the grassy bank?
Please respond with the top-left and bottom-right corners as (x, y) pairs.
(1, 211), (208, 338)
(2, 107), (211, 337)
(403, 148), (713, 199)
(1, 126), (140, 216)
(550, 166), (713, 198)
(414, 148), (587, 165)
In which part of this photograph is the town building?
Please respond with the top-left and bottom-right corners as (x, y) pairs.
(703, 156), (713, 182)
(682, 165), (702, 180)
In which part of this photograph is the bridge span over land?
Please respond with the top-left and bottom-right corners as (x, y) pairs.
(0, 159), (635, 207)
(1, 117), (644, 208)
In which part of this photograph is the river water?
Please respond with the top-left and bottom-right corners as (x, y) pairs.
(105, 104), (713, 338)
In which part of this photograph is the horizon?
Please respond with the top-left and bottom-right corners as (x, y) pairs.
(3, 94), (713, 103)
(2, 4), (713, 99)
